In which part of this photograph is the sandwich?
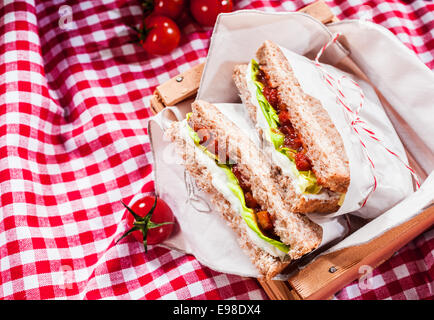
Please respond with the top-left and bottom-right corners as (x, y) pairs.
(233, 40), (350, 214)
(164, 100), (322, 278)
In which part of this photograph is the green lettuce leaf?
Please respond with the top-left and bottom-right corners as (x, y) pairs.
(218, 165), (290, 254)
(250, 60), (322, 195)
(299, 170), (323, 194)
(186, 113), (220, 162)
(185, 117), (289, 255)
(278, 147), (297, 160)
(269, 128), (285, 150)
(251, 60), (280, 130)
(276, 147), (321, 194)
(250, 60), (284, 150)
(338, 193), (346, 206)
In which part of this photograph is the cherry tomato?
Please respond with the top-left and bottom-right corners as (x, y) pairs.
(140, 15), (181, 55)
(152, 0), (185, 20)
(117, 195), (175, 251)
(190, 0), (233, 27)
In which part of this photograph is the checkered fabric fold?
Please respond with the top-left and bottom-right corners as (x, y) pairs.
(0, 0), (432, 299)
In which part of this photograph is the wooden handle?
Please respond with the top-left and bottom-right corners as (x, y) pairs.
(151, 63), (205, 114)
(288, 206), (434, 300)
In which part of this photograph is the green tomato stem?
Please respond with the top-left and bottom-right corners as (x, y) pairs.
(117, 196), (172, 253)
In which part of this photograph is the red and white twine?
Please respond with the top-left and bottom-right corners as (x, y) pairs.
(313, 33), (420, 207)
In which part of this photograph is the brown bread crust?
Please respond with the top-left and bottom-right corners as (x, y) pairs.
(233, 64), (341, 213)
(256, 40), (350, 194)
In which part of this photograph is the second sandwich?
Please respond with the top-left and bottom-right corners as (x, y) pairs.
(233, 40), (350, 214)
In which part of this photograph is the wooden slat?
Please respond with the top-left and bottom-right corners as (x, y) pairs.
(150, 93), (165, 114)
(298, 0), (336, 24)
(152, 63), (205, 113)
(258, 279), (301, 300)
(288, 206), (434, 300)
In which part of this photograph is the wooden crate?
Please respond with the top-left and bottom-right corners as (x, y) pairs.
(149, 1), (434, 300)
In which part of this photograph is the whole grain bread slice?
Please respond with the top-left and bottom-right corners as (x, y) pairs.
(233, 64), (341, 214)
(164, 121), (288, 279)
(256, 40), (350, 194)
(189, 100), (323, 258)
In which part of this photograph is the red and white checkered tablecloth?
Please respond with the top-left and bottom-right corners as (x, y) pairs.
(0, 0), (432, 300)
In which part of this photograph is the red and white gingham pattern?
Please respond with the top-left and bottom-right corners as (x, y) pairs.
(0, 0), (432, 300)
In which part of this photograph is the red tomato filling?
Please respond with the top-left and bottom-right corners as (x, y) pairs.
(231, 164), (277, 238)
(256, 68), (313, 172)
(189, 121), (277, 237)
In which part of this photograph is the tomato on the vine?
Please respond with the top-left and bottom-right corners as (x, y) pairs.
(138, 15), (181, 55)
(190, 0), (233, 27)
(117, 195), (175, 251)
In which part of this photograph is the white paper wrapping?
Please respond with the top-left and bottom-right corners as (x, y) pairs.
(147, 11), (434, 278)
(328, 20), (434, 175)
(277, 46), (413, 219)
